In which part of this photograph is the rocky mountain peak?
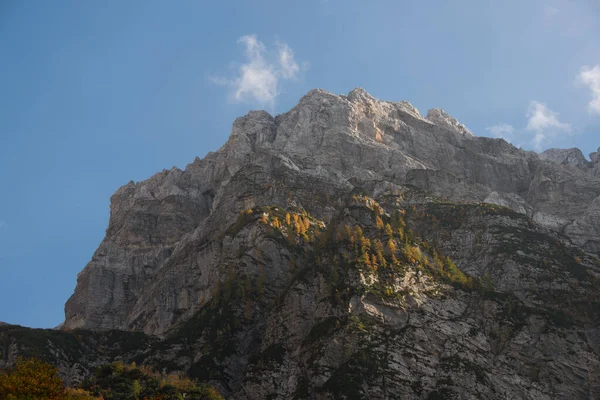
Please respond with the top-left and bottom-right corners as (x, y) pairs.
(590, 146), (600, 164)
(230, 109), (276, 148)
(343, 87), (424, 120)
(539, 147), (590, 168)
(63, 87), (600, 339)
(346, 86), (376, 102)
(296, 88), (338, 106)
(425, 107), (474, 136)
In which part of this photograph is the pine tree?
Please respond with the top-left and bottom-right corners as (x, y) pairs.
(387, 239), (397, 255)
(302, 216), (310, 232)
(397, 228), (404, 242)
(342, 224), (352, 241)
(360, 237), (371, 254)
(433, 250), (443, 269)
(132, 379), (142, 400)
(384, 223), (393, 237)
(373, 239), (386, 269)
(370, 253), (379, 271)
(358, 251), (370, 267)
(404, 243), (421, 264)
(391, 209), (406, 230)
(353, 226), (364, 241)
(272, 217), (281, 229)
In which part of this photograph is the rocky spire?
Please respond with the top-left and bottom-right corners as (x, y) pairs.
(539, 148), (590, 168)
(425, 108), (474, 136)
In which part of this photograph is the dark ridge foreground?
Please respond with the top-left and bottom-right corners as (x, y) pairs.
(2, 88), (600, 399)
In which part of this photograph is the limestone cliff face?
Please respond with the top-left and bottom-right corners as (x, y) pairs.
(63, 88), (600, 336)
(8, 192), (600, 399)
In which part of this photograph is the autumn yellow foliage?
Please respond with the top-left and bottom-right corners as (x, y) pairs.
(0, 357), (66, 400)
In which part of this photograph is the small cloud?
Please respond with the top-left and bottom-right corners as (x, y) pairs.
(277, 41), (300, 79)
(525, 101), (571, 150)
(485, 124), (515, 140)
(526, 101), (571, 132)
(577, 65), (600, 114)
(212, 35), (307, 109)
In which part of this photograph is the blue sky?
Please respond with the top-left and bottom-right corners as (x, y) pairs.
(1, 0), (599, 328)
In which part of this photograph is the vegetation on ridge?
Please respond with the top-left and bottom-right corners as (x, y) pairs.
(0, 358), (223, 400)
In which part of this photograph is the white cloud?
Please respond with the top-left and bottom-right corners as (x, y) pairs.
(525, 101), (571, 150)
(578, 65), (600, 114)
(485, 124), (515, 140)
(212, 35), (305, 108)
(277, 42), (299, 79)
(526, 101), (571, 132)
(233, 35), (278, 107)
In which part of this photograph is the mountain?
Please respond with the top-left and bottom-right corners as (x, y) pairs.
(2, 88), (600, 399)
(62, 88), (600, 335)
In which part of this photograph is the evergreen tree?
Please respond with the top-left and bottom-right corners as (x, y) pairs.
(384, 223), (393, 237)
(386, 239), (397, 255)
(375, 215), (384, 229)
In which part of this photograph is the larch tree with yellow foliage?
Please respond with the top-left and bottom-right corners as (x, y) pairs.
(375, 215), (384, 229)
(0, 358), (66, 400)
(272, 217), (281, 229)
(384, 223), (393, 237)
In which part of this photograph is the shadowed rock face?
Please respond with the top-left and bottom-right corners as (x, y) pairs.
(63, 88), (600, 336)
(8, 195), (600, 399)
(540, 148), (589, 168)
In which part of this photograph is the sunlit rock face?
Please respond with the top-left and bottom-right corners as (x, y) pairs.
(64, 87), (600, 335)
(51, 87), (600, 399)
